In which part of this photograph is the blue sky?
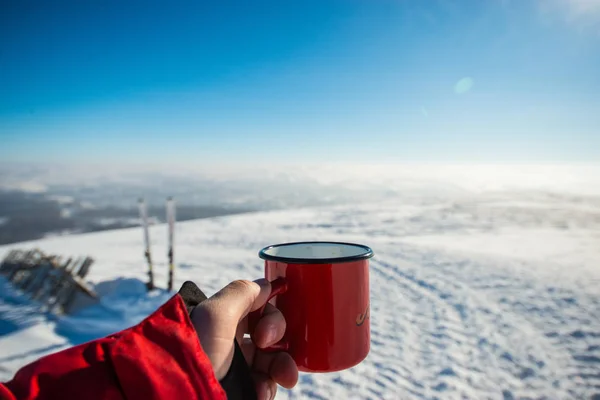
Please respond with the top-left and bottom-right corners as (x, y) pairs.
(1, 0), (599, 164)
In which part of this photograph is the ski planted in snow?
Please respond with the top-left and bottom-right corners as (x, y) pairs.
(166, 197), (176, 291)
(138, 198), (154, 290)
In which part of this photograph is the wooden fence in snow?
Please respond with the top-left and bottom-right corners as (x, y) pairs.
(0, 249), (98, 315)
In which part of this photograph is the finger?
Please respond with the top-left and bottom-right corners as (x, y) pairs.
(252, 372), (277, 400)
(194, 279), (271, 341)
(253, 350), (299, 389)
(251, 303), (286, 349)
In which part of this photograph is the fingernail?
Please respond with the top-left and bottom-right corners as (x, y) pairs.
(265, 326), (277, 346)
(253, 278), (269, 286)
(266, 386), (273, 400)
(253, 278), (270, 291)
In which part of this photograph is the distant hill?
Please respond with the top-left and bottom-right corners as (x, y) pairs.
(0, 190), (253, 245)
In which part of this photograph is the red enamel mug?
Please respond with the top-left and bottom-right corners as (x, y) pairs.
(250, 241), (373, 373)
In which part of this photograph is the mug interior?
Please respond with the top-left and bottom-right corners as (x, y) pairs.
(259, 241), (373, 264)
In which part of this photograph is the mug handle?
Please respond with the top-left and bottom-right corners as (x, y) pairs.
(248, 277), (290, 352)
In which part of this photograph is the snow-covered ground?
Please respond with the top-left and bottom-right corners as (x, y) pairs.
(1, 188), (600, 399)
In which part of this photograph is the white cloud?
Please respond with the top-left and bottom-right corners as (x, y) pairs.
(0, 181), (48, 193)
(564, 0), (600, 27)
(48, 195), (75, 205)
(543, 0), (600, 30)
(2, 163), (600, 207)
(564, 0), (600, 15)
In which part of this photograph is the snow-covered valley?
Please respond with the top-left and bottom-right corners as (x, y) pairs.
(1, 188), (599, 399)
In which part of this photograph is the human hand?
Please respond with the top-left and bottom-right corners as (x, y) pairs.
(191, 279), (299, 400)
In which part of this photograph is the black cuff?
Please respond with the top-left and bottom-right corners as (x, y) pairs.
(178, 281), (257, 400)
(219, 339), (258, 400)
(178, 280), (208, 313)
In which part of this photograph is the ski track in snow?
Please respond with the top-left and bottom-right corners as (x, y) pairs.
(1, 191), (600, 399)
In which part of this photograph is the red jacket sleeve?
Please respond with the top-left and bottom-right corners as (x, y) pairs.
(0, 294), (226, 400)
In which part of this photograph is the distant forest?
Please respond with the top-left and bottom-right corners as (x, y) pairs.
(0, 191), (253, 245)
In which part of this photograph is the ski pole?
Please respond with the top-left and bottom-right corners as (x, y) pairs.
(138, 198), (154, 290)
(166, 197), (176, 291)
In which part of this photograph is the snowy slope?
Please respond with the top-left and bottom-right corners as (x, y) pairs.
(1, 190), (600, 399)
